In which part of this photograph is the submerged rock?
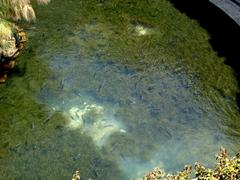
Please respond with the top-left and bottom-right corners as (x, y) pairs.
(0, 19), (27, 83)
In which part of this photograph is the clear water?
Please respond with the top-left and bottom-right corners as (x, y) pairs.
(0, 0), (240, 179)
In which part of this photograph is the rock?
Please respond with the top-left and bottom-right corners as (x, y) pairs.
(0, 21), (27, 83)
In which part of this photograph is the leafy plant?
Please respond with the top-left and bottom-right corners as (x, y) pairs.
(0, 0), (50, 21)
(0, 0), (50, 56)
(138, 147), (240, 180)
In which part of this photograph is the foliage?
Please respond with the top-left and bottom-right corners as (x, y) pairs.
(0, 0), (50, 54)
(0, 18), (13, 39)
(71, 148), (240, 179)
(195, 147), (240, 180)
(137, 165), (192, 180)
(0, 0), (50, 21)
(137, 147), (240, 180)
(0, 18), (17, 56)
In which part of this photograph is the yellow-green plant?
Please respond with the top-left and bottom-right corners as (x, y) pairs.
(0, 18), (13, 39)
(71, 148), (240, 179)
(138, 165), (192, 180)
(0, 0), (50, 56)
(136, 147), (239, 180)
(0, 0), (50, 21)
(195, 147), (240, 180)
(0, 18), (17, 57)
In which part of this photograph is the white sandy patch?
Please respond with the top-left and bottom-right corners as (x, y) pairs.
(65, 103), (126, 146)
(134, 25), (153, 36)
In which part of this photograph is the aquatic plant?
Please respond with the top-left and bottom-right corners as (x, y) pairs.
(194, 147), (240, 180)
(72, 170), (80, 180)
(138, 165), (192, 180)
(71, 147), (240, 180)
(0, 0), (50, 79)
(0, 19), (12, 38)
(0, 18), (18, 57)
(137, 147), (240, 180)
(0, 0), (50, 21)
(0, 0), (239, 179)
(0, 0), (50, 54)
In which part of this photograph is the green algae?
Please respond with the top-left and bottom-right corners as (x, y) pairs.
(31, 0), (238, 98)
(0, 0), (240, 179)
(0, 129), (124, 179)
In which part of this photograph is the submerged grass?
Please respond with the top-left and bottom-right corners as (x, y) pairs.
(0, 0), (239, 179)
(30, 0), (238, 99)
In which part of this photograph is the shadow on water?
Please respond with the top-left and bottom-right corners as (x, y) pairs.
(168, 0), (240, 110)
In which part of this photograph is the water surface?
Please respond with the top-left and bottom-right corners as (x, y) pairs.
(0, 0), (240, 179)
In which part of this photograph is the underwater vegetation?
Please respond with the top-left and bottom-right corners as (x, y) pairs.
(0, 0), (240, 179)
